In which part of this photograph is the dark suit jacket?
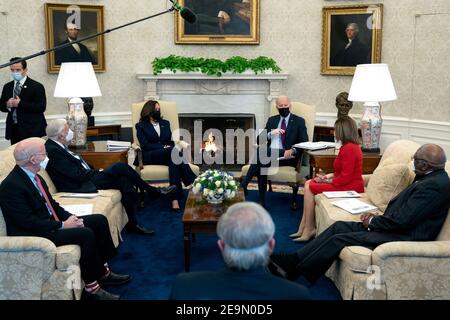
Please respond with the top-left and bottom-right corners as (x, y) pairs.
(45, 139), (97, 193)
(369, 169), (450, 241)
(136, 119), (174, 152)
(331, 37), (370, 67)
(0, 166), (71, 236)
(0, 77), (47, 141)
(55, 40), (96, 65)
(258, 113), (308, 151)
(170, 267), (311, 300)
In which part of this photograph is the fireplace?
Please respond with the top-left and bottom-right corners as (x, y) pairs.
(179, 114), (255, 171)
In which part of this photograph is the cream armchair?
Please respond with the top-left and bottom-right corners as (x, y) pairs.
(0, 207), (82, 300)
(240, 101), (316, 209)
(131, 101), (200, 185)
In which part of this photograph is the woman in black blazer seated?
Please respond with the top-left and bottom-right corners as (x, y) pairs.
(136, 100), (197, 212)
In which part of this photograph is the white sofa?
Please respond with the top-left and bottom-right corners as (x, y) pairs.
(314, 140), (450, 299)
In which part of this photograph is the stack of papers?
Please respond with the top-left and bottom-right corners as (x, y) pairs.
(61, 204), (93, 217)
(107, 140), (131, 149)
(59, 193), (99, 198)
(293, 141), (335, 150)
(323, 191), (361, 198)
(332, 198), (377, 214)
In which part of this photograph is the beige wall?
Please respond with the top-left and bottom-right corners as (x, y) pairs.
(0, 0), (449, 123)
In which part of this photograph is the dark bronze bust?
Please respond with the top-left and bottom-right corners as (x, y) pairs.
(335, 92), (353, 118)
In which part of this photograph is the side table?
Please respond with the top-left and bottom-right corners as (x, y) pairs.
(69, 141), (128, 170)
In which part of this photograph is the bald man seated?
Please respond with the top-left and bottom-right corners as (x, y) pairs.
(268, 144), (450, 284)
(0, 138), (130, 300)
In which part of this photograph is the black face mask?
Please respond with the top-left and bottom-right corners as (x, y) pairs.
(152, 111), (161, 122)
(278, 108), (290, 118)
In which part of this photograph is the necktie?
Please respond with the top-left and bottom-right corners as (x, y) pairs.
(34, 175), (60, 222)
(12, 82), (21, 124)
(66, 147), (91, 170)
(281, 118), (287, 149)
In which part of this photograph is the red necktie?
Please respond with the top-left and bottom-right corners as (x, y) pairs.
(281, 118), (287, 149)
(34, 175), (60, 222)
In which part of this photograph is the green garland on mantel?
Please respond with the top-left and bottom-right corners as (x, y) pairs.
(151, 55), (281, 76)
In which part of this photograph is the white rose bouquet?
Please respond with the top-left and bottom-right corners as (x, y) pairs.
(192, 169), (238, 204)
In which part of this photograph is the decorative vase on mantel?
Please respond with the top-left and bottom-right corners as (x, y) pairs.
(66, 97), (88, 147)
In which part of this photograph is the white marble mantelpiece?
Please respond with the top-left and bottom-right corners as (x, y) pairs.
(136, 73), (288, 130)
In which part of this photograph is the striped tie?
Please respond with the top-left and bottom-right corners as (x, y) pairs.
(12, 82), (21, 124)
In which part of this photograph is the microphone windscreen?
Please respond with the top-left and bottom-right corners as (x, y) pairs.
(181, 7), (197, 24)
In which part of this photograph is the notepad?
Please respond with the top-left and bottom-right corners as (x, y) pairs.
(61, 204), (93, 217)
(332, 199), (377, 214)
(106, 140), (131, 149)
(59, 193), (99, 199)
(323, 191), (361, 198)
(293, 141), (335, 150)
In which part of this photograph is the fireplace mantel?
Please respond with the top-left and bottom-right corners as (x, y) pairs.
(136, 73), (289, 130)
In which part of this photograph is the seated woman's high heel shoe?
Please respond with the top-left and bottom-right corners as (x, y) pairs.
(292, 229), (316, 242)
(289, 231), (302, 238)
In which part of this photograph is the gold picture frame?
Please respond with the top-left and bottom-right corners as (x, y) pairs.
(175, 0), (259, 45)
(45, 3), (105, 73)
(321, 4), (383, 75)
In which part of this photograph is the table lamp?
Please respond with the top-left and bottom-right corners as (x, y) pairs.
(54, 62), (102, 147)
(348, 63), (397, 153)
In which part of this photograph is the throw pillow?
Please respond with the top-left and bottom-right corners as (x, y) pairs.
(366, 163), (414, 212)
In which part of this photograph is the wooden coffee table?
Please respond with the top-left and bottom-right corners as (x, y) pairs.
(182, 190), (245, 272)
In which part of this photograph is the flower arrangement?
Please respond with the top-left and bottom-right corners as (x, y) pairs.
(192, 169), (238, 204)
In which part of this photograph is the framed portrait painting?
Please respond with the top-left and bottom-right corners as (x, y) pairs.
(321, 4), (383, 75)
(175, 0), (260, 44)
(45, 3), (105, 73)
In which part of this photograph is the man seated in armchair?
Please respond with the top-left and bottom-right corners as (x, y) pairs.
(0, 138), (130, 300)
(240, 96), (308, 207)
(267, 144), (450, 284)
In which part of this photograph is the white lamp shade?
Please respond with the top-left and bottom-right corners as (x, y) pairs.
(54, 62), (102, 98)
(348, 64), (397, 102)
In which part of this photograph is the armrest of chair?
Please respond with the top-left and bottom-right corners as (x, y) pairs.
(372, 240), (450, 262)
(363, 174), (372, 187)
(55, 245), (81, 271)
(131, 143), (144, 169)
(0, 236), (57, 279)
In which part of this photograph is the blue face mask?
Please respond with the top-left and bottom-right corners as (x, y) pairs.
(11, 72), (24, 82)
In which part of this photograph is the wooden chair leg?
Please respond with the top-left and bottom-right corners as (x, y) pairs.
(290, 184), (299, 211)
(268, 180), (273, 192)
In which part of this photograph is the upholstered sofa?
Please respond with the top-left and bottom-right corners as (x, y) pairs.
(314, 140), (450, 299)
(0, 143), (128, 300)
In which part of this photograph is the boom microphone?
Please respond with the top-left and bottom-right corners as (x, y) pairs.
(168, 0), (197, 23)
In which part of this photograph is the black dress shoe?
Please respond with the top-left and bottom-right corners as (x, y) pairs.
(160, 185), (177, 195)
(99, 272), (131, 286)
(127, 224), (155, 235)
(83, 287), (120, 300)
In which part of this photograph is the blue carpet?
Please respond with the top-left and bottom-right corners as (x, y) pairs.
(107, 190), (342, 300)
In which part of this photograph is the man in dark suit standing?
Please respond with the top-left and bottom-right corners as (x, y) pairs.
(0, 57), (47, 145)
(268, 144), (450, 285)
(240, 95), (308, 207)
(331, 23), (370, 67)
(170, 202), (310, 300)
(0, 138), (131, 300)
(55, 23), (96, 65)
(44, 119), (176, 235)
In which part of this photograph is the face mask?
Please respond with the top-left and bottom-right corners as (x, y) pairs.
(11, 72), (24, 82)
(39, 156), (50, 171)
(152, 111), (161, 121)
(278, 108), (290, 118)
(410, 160), (415, 173)
(65, 129), (74, 143)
